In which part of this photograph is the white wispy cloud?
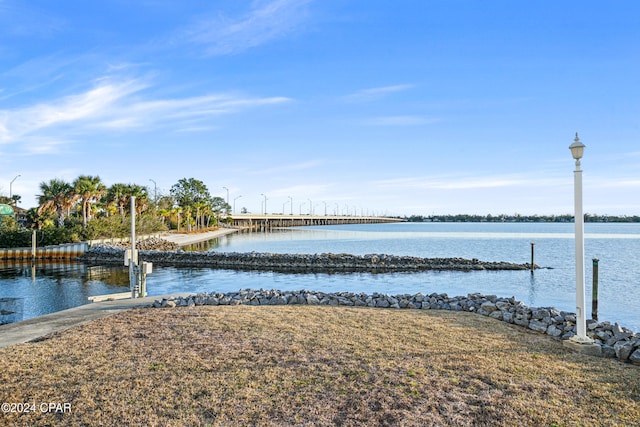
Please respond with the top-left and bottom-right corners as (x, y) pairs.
(343, 84), (414, 103)
(182, 0), (312, 56)
(0, 77), (147, 144)
(0, 74), (292, 152)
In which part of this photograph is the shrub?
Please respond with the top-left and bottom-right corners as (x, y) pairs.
(0, 215), (167, 248)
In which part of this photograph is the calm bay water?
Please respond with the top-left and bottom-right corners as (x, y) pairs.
(1, 222), (639, 331)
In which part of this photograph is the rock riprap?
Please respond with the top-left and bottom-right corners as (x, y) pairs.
(90, 238), (180, 252)
(78, 246), (536, 273)
(152, 289), (640, 365)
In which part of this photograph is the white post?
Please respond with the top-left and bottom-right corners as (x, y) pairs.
(570, 134), (592, 344)
(32, 230), (37, 259)
(130, 196), (137, 298)
(573, 160), (588, 341)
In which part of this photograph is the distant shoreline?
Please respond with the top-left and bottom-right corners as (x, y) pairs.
(405, 214), (640, 223)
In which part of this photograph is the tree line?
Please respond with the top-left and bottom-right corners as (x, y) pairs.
(0, 176), (231, 247)
(405, 214), (640, 223)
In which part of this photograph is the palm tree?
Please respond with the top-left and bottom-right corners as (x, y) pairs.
(37, 179), (76, 227)
(73, 175), (106, 228)
(127, 184), (149, 215)
(25, 207), (55, 230)
(105, 184), (129, 217)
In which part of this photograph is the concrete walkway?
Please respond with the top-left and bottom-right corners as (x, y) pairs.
(160, 228), (238, 246)
(0, 293), (191, 349)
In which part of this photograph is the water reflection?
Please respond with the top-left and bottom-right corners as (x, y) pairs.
(0, 261), (130, 322)
(0, 297), (23, 324)
(528, 273), (537, 306)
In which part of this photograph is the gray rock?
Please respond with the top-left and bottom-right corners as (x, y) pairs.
(607, 332), (634, 347)
(614, 340), (635, 361)
(495, 301), (511, 311)
(528, 320), (548, 333)
(600, 345), (617, 358)
(307, 294), (320, 305)
(532, 309), (550, 320)
(546, 325), (563, 337)
(489, 311), (503, 321)
(377, 299), (390, 308)
(502, 312), (514, 323)
(480, 301), (498, 312)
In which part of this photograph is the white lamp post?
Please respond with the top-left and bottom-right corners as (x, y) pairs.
(569, 133), (592, 344)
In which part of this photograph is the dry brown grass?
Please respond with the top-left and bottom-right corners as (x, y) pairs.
(1, 306), (638, 426)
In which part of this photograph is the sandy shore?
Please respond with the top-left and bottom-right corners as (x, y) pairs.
(160, 227), (238, 246)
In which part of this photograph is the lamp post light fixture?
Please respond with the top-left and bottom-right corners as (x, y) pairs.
(223, 187), (229, 206)
(569, 133), (593, 344)
(288, 196), (293, 215)
(233, 195), (242, 214)
(9, 174), (20, 201)
(149, 179), (157, 209)
(261, 193), (268, 215)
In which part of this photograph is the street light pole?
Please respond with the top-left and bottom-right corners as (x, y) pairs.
(569, 133), (592, 344)
(223, 187), (229, 206)
(288, 196), (293, 215)
(9, 175), (20, 202)
(261, 193), (267, 215)
(234, 195), (242, 214)
(149, 179), (157, 209)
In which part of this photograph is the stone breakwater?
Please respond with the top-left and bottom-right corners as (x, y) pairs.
(152, 289), (640, 364)
(90, 238), (180, 252)
(79, 245), (535, 273)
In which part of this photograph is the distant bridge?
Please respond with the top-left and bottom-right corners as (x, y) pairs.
(228, 214), (403, 231)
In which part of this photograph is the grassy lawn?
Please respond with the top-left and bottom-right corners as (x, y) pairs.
(1, 306), (638, 426)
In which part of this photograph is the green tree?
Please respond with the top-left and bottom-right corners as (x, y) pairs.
(210, 196), (231, 225)
(127, 184), (150, 215)
(73, 175), (106, 228)
(170, 178), (211, 230)
(0, 195), (21, 206)
(25, 207), (55, 230)
(104, 183), (129, 217)
(104, 184), (149, 217)
(37, 179), (77, 227)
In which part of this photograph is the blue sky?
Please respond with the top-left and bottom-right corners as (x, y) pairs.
(1, 0), (639, 216)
